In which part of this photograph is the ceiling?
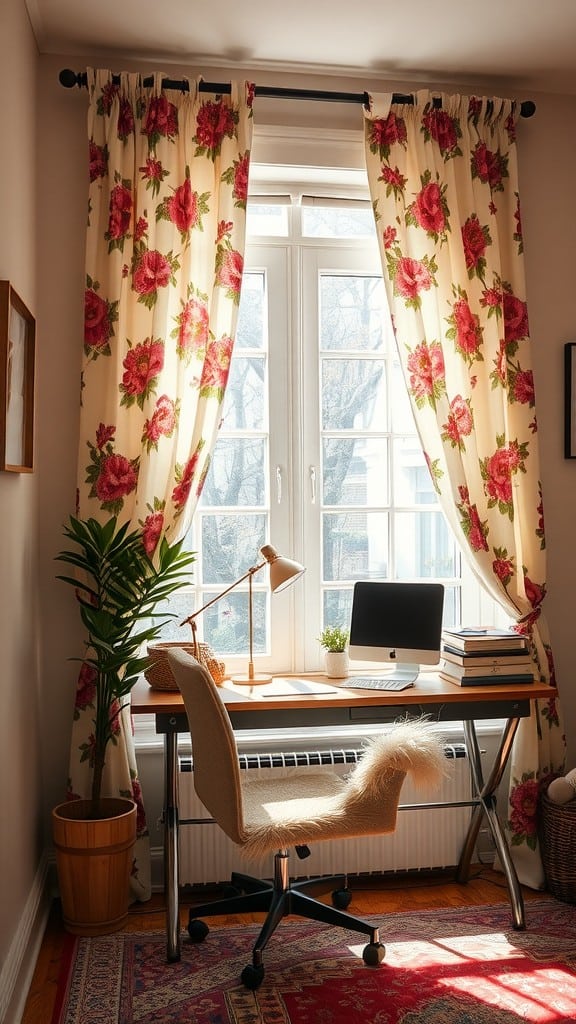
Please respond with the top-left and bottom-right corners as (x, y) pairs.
(27, 0), (576, 96)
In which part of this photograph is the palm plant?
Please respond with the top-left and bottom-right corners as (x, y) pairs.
(56, 515), (195, 812)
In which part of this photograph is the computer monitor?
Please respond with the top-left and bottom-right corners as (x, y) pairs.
(348, 581), (445, 677)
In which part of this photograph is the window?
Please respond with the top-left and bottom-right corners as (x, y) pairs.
(161, 163), (505, 677)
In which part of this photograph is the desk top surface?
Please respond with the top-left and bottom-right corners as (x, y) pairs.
(131, 671), (555, 716)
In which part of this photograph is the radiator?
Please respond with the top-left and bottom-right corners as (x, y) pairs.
(177, 741), (472, 886)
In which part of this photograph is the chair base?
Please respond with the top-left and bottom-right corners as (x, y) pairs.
(187, 851), (385, 988)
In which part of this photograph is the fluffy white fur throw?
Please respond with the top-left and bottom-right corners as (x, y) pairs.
(240, 719), (447, 859)
(346, 718), (448, 799)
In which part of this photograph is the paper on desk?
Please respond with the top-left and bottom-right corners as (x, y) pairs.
(260, 678), (340, 697)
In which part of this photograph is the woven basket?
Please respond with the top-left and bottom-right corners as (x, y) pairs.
(144, 641), (226, 690)
(539, 791), (576, 903)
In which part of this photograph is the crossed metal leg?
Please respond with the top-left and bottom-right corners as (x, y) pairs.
(457, 716), (525, 930)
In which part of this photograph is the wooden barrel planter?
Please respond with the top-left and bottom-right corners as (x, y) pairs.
(52, 797), (137, 935)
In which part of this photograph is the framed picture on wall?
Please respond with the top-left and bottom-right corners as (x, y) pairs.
(0, 281), (36, 473)
(565, 342), (576, 459)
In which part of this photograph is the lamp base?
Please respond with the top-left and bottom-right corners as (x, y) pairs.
(231, 672), (272, 686)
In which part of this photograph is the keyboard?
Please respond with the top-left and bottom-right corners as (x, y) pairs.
(348, 675), (417, 692)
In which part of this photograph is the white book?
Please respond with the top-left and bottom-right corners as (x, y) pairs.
(440, 658), (534, 679)
(441, 627), (527, 653)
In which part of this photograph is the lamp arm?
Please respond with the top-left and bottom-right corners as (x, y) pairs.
(248, 570), (255, 677)
(179, 558), (267, 627)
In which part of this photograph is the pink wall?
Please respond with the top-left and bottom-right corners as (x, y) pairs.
(0, 0), (42, 1002)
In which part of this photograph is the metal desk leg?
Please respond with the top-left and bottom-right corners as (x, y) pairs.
(457, 717), (525, 930)
(163, 725), (181, 961)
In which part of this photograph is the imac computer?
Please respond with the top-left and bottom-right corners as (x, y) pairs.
(348, 581), (445, 689)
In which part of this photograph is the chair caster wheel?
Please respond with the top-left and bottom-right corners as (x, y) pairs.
(332, 887), (352, 909)
(241, 963), (265, 990)
(363, 941), (385, 966)
(188, 918), (209, 943)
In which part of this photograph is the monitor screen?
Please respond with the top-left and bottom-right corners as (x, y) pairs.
(348, 581), (445, 670)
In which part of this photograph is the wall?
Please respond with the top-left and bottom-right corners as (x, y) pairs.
(0, 1), (43, 1020)
(4, 41), (576, 1015)
(519, 93), (576, 757)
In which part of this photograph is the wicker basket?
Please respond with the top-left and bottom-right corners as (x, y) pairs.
(539, 791), (576, 903)
(144, 641), (226, 690)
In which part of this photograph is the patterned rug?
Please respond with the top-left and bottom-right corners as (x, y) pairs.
(51, 898), (576, 1023)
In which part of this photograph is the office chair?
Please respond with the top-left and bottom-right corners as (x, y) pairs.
(167, 649), (447, 990)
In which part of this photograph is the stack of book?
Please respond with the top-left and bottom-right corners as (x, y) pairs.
(439, 626), (534, 686)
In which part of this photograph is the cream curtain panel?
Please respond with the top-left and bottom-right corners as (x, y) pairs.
(363, 91), (565, 887)
(68, 69), (254, 897)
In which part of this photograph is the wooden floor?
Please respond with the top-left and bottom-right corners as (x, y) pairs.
(22, 867), (547, 1024)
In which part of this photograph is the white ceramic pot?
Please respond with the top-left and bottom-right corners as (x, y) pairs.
(324, 650), (349, 678)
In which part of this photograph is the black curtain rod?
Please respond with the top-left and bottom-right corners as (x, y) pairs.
(58, 69), (536, 118)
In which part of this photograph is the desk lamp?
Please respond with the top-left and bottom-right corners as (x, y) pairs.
(180, 545), (305, 685)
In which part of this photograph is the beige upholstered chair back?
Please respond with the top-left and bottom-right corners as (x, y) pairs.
(167, 649), (245, 845)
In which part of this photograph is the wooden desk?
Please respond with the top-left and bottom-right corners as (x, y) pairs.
(132, 672), (555, 962)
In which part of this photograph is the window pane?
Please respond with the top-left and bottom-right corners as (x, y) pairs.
(302, 205), (375, 238)
(441, 585), (458, 627)
(235, 272), (266, 350)
(395, 510), (458, 579)
(246, 203), (289, 237)
(203, 590), (267, 655)
(323, 511), (388, 580)
(391, 360), (417, 434)
(220, 356), (266, 431)
(145, 592), (195, 641)
(320, 275), (386, 351)
(323, 588), (354, 629)
(201, 514), (267, 583)
(322, 437), (388, 506)
(321, 358), (387, 430)
(201, 439), (267, 507)
(393, 438), (435, 505)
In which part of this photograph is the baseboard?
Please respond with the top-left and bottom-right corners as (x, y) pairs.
(0, 853), (55, 1024)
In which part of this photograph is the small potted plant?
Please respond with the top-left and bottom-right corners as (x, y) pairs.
(52, 515), (195, 934)
(318, 625), (350, 678)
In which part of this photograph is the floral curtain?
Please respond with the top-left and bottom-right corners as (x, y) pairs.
(68, 68), (254, 898)
(363, 91), (565, 887)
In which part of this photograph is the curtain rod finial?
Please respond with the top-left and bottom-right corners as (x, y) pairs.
(59, 69), (79, 88)
(520, 100), (536, 118)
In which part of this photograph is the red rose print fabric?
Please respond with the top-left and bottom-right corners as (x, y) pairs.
(364, 91), (565, 889)
(68, 70), (253, 899)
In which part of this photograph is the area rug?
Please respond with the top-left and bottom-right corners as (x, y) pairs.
(51, 898), (576, 1023)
